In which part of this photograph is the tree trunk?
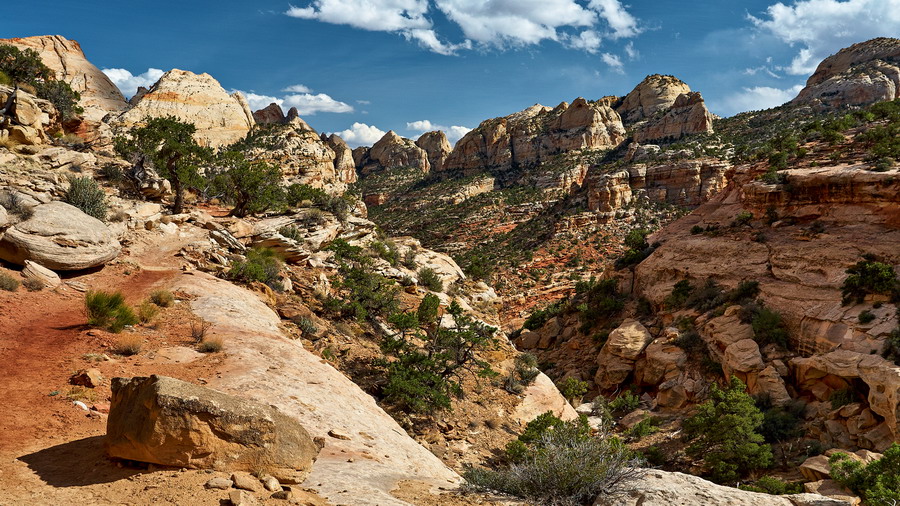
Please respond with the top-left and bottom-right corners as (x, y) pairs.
(172, 176), (183, 214)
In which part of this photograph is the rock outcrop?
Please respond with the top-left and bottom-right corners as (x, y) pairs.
(594, 470), (852, 506)
(615, 75), (692, 124)
(0, 86), (53, 145)
(0, 35), (129, 121)
(356, 131), (430, 175)
(442, 98), (626, 182)
(113, 69), (254, 147)
(793, 37), (900, 108)
(634, 92), (714, 142)
(322, 133), (358, 186)
(252, 102), (286, 124)
(0, 201), (120, 270)
(106, 375), (321, 483)
(415, 130), (452, 172)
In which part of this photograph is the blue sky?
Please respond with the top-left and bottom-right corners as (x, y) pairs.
(4, 0), (900, 146)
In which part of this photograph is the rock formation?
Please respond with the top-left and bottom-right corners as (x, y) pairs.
(106, 375), (321, 483)
(113, 69), (255, 147)
(416, 130), (452, 172)
(633, 92), (714, 142)
(442, 98), (626, 182)
(356, 130), (430, 175)
(251, 102), (286, 124)
(0, 201), (120, 270)
(0, 85), (53, 145)
(615, 74), (691, 124)
(0, 35), (129, 121)
(322, 133), (357, 185)
(793, 37), (900, 108)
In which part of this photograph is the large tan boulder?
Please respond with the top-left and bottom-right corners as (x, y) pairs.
(114, 69), (254, 148)
(594, 470), (851, 506)
(615, 74), (691, 124)
(0, 35), (128, 121)
(605, 319), (653, 360)
(724, 339), (764, 373)
(793, 37), (900, 108)
(106, 375), (321, 483)
(0, 201), (120, 270)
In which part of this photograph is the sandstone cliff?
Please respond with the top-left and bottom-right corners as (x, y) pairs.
(615, 75), (714, 143)
(0, 35), (129, 121)
(793, 37), (900, 108)
(442, 98), (626, 182)
(615, 74), (691, 124)
(355, 131), (430, 175)
(415, 130), (452, 172)
(113, 69), (255, 147)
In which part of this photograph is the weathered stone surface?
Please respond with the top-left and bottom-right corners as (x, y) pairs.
(0, 86), (50, 145)
(105, 375), (320, 482)
(357, 131), (429, 175)
(204, 476), (233, 490)
(800, 455), (832, 482)
(724, 339), (764, 373)
(114, 69), (254, 148)
(793, 37), (900, 108)
(22, 259), (61, 288)
(252, 103), (286, 125)
(633, 92), (714, 143)
(0, 201), (120, 270)
(615, 74), (692, 124)
(322, 133), (358, 186)
(605, 319), (653, 360)
(804, 480), (861, 506)
(415, 130), (452, 172)
(512, 371), (578, 425)
(0, 35), (129, 120)
(70, 368), (102, 388)
(594, 470), (850, 506)
(443, 99), (625, 182)
(636, 338), (687, 386)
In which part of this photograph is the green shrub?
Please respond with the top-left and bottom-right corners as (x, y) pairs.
(882, 327), (900, 365)
(690, 225), (704, 235)
(371, 240), (400, 266)
(208, 151), (284, 217)
(418, 266), (444, 292)
(278, 225), (304, 242)
(34, 79), (83, 120)
(295, 316), (318, 336)
(465, 416), (642, 505)
(523, 299), (566, 330)
(559, 377), (588, 404)
(137, 300), (159, 324)
(64, 175), (107, 221)
(0, 272), (19, 292)
(331, 260), (399, 321)
(841, 258), (899, 305)
(830, 388), (855, 410)
(757, 398), (806, 444)
(149, 289), (175, 307)
(627, 417), (659, 441)
(665, 280), (693, 309)
(733, 211), (753, 227)
(227, 248), (283, 289)
(859, 310), (876, 324)
(751, 307), (790, 349)
(99, 164), (124, 183)
(683, 376), (772, 483)
(739, 476), (804, 495)
(505, 352), (540, 393)
(615, 229), (654, 269)
(641, 446), (668, 467)
(609, 390), (641, 414)
(830, 443), (900, 506)
(85, 290), (138, 333)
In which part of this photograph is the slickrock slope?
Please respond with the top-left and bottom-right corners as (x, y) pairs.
(793, 37), (900, 108)
(442, 98), (626, 181)
(356, 130), (431, 175)
(113, 69), (254, 147)
(174, 272), (460, 505)
(0, 35), (129, 121)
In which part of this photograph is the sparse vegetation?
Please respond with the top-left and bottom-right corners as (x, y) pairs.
(505, 353), (540, 394)
(227, 247), (283, 289)
(208, 151), (284, 217)
(0, 272), (20, 292)
(149, 289), (175, 307)
(190, 318), (213, 343)
(558, 377), (588, 405)
(417, 266), (444, 292)
(830, 443), (900, 506)
(137, 300), (159, 324)
(113, 335), (143, 356)
(197, 336), (224, 353)
(22, 277), (43, 291)
(85, 290), (137, 333)
(64, 175), (107, 221)
(841, 257), (899, 305)
(0, 43), (83, 119)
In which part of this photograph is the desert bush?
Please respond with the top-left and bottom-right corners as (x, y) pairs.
(859, 310), (876, 324)
(627, 417), (659, 441)
(209, 151), (284, 217)
(733, 211), (753, 227)
(829, 388), (855, 410)
(418, 266), (444, 292)
(757, 397), (807, 444)
(523, 299), (567, 330)
(85, 290), (137, 333)
(0, 191), (34, 219)
(751, 306), (790, 349)
(278, 225), (304, 242)
(99, 163), (124, 183)
(294, 316), (318, 336)
(465, 415), (643, 506)
(137, 300), (159, 324)
(504, 352), (540, 394)
(197, 336), (224, 353)
(615, 229), (654, 269)
(190, 319), (213, 343)
(371, 240), (400, 267)
(609, 390), (641, 414)
(22, 277), (43, 291)
(228, 247), (283, 289)
(0, 272), (19, 292)
(113, 335), (143, 356)
(149, 289), (175, 307)
(841, 257), (899, 305)
(665, 280), (693, 309)
(739, 476), (804, 495)
(830, 443), (900, 506)
(683, 376), (772, 483)
(559, 377), (588, 405)
(641, 446), (668, 467)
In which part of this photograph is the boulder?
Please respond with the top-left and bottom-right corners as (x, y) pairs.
(800, 455), (832, 482)
(724, 339), (764, 373)
(22, 259), (61, 288)
(604, 319), (653, 360)
(252, 103), (286, 125)
(0, 201), (120, 270)
(105, 375), (321, 482)
(633, 91), (714, 143)
(594, 470), (851, 506)
(804, 480), (861, 506)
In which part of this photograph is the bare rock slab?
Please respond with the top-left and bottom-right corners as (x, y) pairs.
(105, 375), (320, 483)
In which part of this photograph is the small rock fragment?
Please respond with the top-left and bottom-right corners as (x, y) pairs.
(262, 476), (281, 492)
(229, 489), (258, 506)
(328, 429), (351, 440)
(70, 368), (103, 388)
(204, 476), (233, 490)
(231, 472), (263, 492)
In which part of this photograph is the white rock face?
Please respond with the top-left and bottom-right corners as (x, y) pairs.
(114, 69), (255, 147)
(174, 272), (460, 505)
(0, 201), (120, 270)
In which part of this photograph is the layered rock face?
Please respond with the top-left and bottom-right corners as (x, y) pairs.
(586, 157), (731, 215)
(356, 130), (430, 175)
(442, 98), (626, 182)
(0, 85), (54, 145)
(793, 37), (900, 108)
(415, 130), (452, 172)
(242, 117), (356, 194)
(113, 69), (255, 147)
(615, 75), (714, 143)
(0, 35), (129, 121)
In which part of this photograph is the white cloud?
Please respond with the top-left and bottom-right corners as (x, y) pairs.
(285, 0), (642, 54)
(721, 84), (804, 115)
(588, 0), (641, 39)
(406, 119), (472, 145)
(283, 93), (353, 115)
(241, 92), (283, 112)
(356, 99), (371, 105)
(601, 53), (624, 74)
(624, 41), (638, 60)
(335, 122), (387, 147)
(102, 67), (165, 98)
(750, 0), (900, 75)
(282, 84), (312, 93)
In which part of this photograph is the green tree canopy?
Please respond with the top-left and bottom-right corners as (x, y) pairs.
(0, 44), (82, 120)
(114, 116), (209, 214)
(209, 150), (284, 217)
